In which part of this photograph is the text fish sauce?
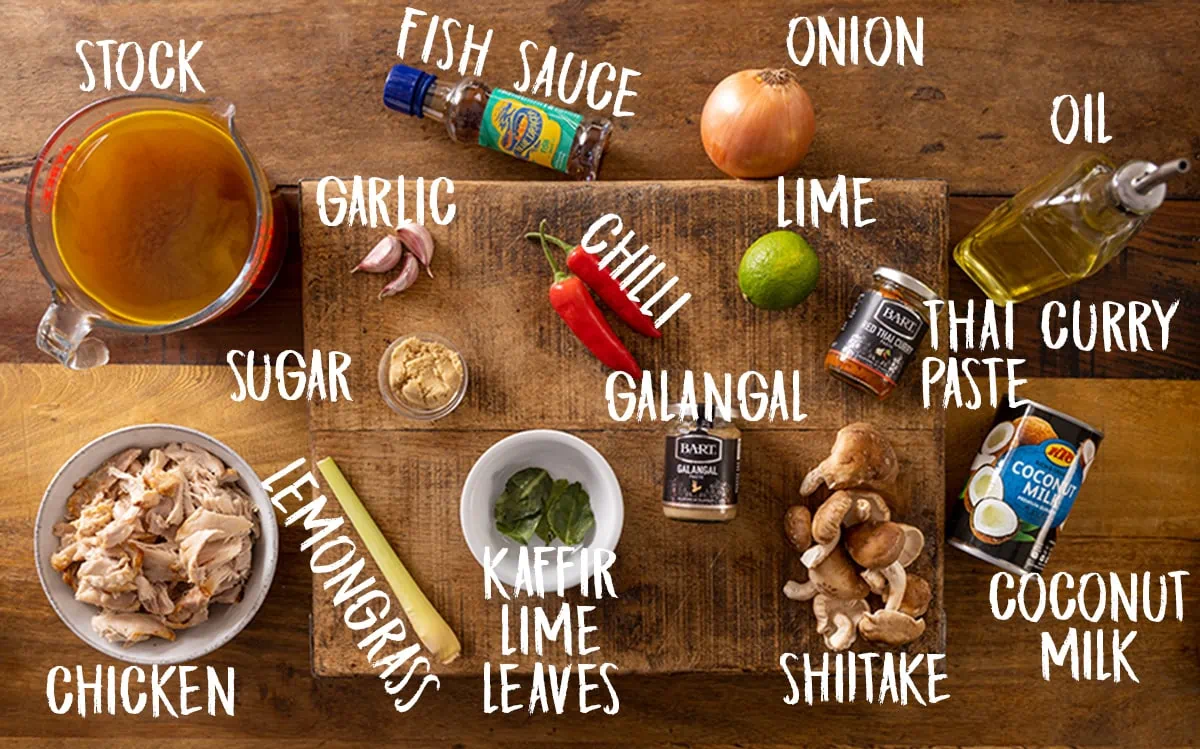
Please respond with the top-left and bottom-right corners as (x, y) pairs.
(949, 397), (1102, 574)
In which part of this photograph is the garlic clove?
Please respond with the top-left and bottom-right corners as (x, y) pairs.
(354, 234), (403, 273)
(378, 253), (420, 299)
(396, 221), (435, 278)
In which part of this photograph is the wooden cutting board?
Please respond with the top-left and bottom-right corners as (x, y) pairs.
(300, 180), (949, 675)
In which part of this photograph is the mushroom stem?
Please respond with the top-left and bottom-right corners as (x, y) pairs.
(861, 568), (887, 596)
(828, 613), (854, 651)
(800, 465), (826, 496)
(880, 561), (908, 611)
(801, 540), (836, 569)
(783, 579), (818, 601)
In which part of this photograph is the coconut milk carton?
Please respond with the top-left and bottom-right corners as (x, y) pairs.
(949, 397), (1102, 574)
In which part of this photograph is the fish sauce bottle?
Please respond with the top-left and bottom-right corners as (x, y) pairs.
(383, 63), (613, 181)
(954, 153), (1190, 303)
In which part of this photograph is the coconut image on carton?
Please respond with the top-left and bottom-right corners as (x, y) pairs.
(964, 464), (1003, 511)
(970, 497), (1019, 544)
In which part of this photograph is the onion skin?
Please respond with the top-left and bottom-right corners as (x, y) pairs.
(701, 68), (816, 179)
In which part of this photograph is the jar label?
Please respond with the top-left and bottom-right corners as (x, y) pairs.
(663, 432), (740, 508)
(830, 290), (926, 385)
(949, 399), (1102, 574)
(478, 89), (582, 172)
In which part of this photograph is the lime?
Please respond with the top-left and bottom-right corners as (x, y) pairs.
(737, 230), (820, 310)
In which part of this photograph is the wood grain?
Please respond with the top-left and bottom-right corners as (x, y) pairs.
(0, 0), (1197, 743)
(2, 0), (1198, 195)
(945, 378), (1200, 541)
(0, 379), (1194, 744)
(2, 374), (1197, 748)
(301, 179), (948, 432)
(3, 179), (1194, 376)
(301, 178), (949, 674)
(309, 427), (945, 676)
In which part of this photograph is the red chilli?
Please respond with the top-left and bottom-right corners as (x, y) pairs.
(526, 230), (662, 339)
(534, 221), (642, 377)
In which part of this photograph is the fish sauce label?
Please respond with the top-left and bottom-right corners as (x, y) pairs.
(663, 431), (740, 508)
(830, 290), (927, 385)
(479, 89), (581, 172)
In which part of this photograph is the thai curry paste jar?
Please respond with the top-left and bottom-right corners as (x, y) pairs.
(825, 267), (938, 399)
(949, 397), (1103, 574)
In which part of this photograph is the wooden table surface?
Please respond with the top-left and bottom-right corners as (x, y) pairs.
(1, 1), (1197, 746)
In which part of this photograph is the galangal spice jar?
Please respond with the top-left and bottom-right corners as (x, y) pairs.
(662, 403), (741, 522)
(825, 267), (937, 399)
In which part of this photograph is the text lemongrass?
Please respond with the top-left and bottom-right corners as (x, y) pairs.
(263, 458), (440, 712)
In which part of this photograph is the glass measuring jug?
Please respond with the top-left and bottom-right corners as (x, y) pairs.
(26, 94), (284, 369)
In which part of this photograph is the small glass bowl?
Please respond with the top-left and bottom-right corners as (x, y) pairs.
(377, 332), (469, 421)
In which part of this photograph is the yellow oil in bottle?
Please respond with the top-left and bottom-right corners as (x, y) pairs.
(955, 152), (1189, 304)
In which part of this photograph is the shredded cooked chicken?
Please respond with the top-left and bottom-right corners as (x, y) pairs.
(52, 443), (258, 645)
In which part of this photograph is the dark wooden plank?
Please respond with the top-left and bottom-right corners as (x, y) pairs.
(4, 528), (1196, 746)
(300, 178), (948, 674)
(1, 1), (1199, 196)
(948, 198), (1200, 379)
(301, 179), (948, 433)
(309, 427), (945, 676)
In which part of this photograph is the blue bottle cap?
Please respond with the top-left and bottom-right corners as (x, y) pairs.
(383, 64), (437, 118)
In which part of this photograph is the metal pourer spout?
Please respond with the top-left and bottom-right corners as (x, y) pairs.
(1113, 157), (1191, 215)
(1133, 158), (1191, 194)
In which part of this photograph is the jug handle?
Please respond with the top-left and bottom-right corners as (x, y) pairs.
(37, 302), (109, 370)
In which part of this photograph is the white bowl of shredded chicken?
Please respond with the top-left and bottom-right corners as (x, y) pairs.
(34, 424), (279, 664)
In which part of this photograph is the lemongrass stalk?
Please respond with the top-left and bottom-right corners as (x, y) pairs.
(317, 457), (461, 664)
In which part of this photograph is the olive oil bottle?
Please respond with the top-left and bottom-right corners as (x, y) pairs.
(955, 153), (1190, 304)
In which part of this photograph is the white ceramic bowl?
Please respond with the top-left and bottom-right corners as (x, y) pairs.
(460, 430), (623, 591)
(34, 424), (279, 665)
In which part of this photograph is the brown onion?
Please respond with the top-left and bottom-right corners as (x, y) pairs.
(700, 68), (815, 179)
